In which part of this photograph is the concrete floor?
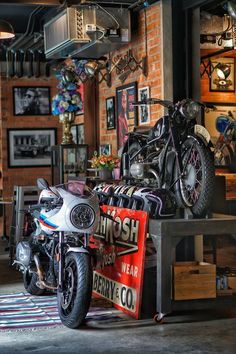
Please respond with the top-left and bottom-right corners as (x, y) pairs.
(1, 240), (236, 354)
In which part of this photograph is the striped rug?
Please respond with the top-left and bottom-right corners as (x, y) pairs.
(0, 292), (125, 331)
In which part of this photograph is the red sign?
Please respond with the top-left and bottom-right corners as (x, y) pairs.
(91, 205), (148, 319)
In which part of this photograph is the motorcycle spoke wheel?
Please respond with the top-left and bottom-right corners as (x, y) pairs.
(175, 137), (215, 217)
(57, 252), (92, 329)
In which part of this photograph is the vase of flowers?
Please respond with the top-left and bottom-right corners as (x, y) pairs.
(91, 152), (120, 180)
(52, 67), (83, 145)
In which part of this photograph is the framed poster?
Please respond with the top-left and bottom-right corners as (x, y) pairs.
(138, 86), (150, 125)
(7, 128), (56, 167)
(210, 58), (235, 92)
(13, 86), (51, 116)
(106, 97), (115, 130)
(99, 144), (112, 156)
(116, 82), (137, 151)
(71, 124), (85, 145)
(204, 103), (236, 143)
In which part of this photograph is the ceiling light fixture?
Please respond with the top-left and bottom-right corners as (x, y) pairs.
(0, 19), (15, 39)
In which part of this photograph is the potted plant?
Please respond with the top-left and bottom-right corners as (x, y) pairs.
(91, 152), (120, 180)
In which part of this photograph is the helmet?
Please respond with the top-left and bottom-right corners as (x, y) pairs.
(215, 115), (232, 134)
(145, 189), (176, 218)
(93, 184), (114, 205)
(131, 187), (154, 211)
(116, 185), (138, 209)
(109, 185), (127, 207)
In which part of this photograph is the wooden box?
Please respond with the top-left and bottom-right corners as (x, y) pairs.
(173, 262), (216, 300)
(227, 276), (236, 292)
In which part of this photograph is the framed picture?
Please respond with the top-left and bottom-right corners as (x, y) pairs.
(106, 97), (115, 130)
(210, 58), (235, 92)
(204, 103), (236, 143)
(76, 83), (84, 115)
(138, 86), (151, 125)
(99, 144), (112, 156)
(7, 128), (57, 167)
(13, 86), (51, 116)
(116, 82), (137, 150)
(71, 124), (85, 145)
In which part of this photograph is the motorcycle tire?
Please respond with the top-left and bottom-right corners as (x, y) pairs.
(23, 271), (45, 296)
(175, 137), (215, 217)
(57, 252), (92, 329)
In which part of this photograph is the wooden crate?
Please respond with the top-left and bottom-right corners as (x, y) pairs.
(227, 276), (236, 292)
(173, 262), (216, 300)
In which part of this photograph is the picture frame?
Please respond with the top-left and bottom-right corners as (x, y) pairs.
(76, 83), (84, 115)
(13, 86), (51, 116)
(71, 124), (85, 145)
(204, 103), (236, 142)
(99, 144), (112, 156)
(116, 82), (137, 150)
(210, 58), (235, 92)
(106, 97), (116, 130)
(7, 128), (57, 167)
(138, 86), (151, 125)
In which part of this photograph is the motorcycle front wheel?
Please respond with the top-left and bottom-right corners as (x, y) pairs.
(175, 137), (215, 217)
(57, 252), (92, 329)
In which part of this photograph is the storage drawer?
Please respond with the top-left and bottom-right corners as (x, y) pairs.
(173, 262), (216, 300)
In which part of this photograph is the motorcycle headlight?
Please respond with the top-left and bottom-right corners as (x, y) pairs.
(16, 241), (32, 266)
(70, 204), (95, 229)
(179, 99), (200, 120)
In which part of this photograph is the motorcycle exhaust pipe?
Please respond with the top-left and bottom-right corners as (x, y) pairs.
(33, 255), (57, 291)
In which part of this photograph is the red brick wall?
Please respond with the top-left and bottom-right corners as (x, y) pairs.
(98, 3), (163, 155)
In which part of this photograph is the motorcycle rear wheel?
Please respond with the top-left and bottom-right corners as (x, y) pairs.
(57, 252), (92, 329)
(23, 271), (45, 295)
(175, 137), (215, 217)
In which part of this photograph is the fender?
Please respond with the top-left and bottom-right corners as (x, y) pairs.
(66, 247), (89, 254)
(187, 133), (213, 148)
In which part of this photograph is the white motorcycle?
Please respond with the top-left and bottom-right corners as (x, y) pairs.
(15, 178), (100, 329)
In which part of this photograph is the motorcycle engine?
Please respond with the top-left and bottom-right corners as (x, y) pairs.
(130, 162), (148, 179)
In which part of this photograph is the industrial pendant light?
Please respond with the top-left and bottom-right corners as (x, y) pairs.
(0, 19), (15, 39)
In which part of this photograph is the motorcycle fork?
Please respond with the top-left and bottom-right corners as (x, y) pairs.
(58, 231), (65, 293)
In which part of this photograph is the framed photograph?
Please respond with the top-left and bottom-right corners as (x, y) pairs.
(99, 144), (112, 156)
(204, 103), (236, 142)
(106, 97), (115, 130)
(138, 86), (151, 125)
(7, 128), (57, 167)
(76, 83), (84, 115)
(210, 58), (235, 92)
(116, 82), (137, 150)
(13, 86), (51, 116)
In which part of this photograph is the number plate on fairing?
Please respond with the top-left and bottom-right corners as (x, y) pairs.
(194, 124), (210, 143)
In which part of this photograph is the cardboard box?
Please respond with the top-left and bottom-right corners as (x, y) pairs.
(173, 262), (216, 300)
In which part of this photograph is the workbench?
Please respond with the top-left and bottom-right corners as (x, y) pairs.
(149, 214), (236, 321)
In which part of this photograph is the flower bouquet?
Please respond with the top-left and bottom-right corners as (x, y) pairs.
(91, 152), (120, 171)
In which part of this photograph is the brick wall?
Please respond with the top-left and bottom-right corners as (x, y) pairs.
(98, 3), (163, 156)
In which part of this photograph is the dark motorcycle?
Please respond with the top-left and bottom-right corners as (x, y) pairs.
(121, 98), (215, 217)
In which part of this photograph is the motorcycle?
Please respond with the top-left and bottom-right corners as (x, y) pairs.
(14, 178), (100, 329)
(214, 113), (236, 172)
(121, 98), (215, 217)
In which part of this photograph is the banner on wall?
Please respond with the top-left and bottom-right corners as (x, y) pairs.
(91, 205), (148, 319)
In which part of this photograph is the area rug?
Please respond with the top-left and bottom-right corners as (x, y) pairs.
(0, 292), (127, 331)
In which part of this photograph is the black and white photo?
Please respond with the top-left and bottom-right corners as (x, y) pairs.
(8, 128), (56, 167)
(106, 97), (115, 130)
(71, 124), (85, 145)
(13, 86), (51, 116)
(138, 86), (150, 125)
(99, 144), (112, 156)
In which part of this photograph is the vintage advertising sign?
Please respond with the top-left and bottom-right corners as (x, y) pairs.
(91, 205), (148, 319)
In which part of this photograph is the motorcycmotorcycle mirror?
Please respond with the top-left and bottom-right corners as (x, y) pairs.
(37, 177), (49, 190)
